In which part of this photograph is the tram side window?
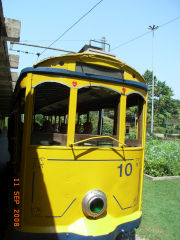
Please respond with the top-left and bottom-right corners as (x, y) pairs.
(125, 94), (144, 147)
(31, 82), (70, 146)
(74, 86), (120, 147)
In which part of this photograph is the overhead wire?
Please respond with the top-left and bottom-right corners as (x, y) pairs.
(10, 48), (51, 62)
(112, 31), (150, 50)
(40, 0), (104, 55)
(10, 48), (40, 56)
(158, 15), (180, 28)
(112, 15), (180, 51)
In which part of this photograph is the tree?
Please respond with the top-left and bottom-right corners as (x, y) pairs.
(168, 99), (180, 133)
(143, 70), (178, 133)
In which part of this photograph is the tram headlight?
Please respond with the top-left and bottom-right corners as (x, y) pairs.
(82, 190), (107, 218)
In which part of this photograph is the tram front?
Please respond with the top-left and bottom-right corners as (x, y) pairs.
(12, 50), (147, 240)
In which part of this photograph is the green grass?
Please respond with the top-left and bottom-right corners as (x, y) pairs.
(136, 177), (180, 240)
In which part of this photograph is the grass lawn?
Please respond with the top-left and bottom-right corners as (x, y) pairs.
(136, 177), (180, 240)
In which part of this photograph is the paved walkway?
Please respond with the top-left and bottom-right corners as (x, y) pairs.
(0, 131), (10, 239)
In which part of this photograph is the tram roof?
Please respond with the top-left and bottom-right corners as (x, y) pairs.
(33, 52), (146, 84)
(13, 53), (148, 102)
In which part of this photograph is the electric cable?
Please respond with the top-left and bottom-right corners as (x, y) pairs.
(112, 15), (180, 50)
(10, 48), (40, 56)
(158, 15), (180, 28)
(112, 31), (150, 50)
(40, 0), (104, 55)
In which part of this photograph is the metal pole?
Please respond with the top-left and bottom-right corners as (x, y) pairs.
(148, 25), (158, 134)
(166, 114), (168, 138)
(135, 113), (137, 129)
(10, 41), (76, 54)
(151, 30), (155, 134)
(101, 37), (106, 51)
(100, 109), (104, 135)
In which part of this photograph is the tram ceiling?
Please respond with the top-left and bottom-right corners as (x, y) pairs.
(0, 0), (20, 115)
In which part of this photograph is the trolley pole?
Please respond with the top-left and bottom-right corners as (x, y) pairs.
(148, 25), (158, 134)
(101, 37), (106, 51)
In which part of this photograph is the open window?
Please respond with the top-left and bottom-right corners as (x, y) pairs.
(125, 93), (145, 147)
(74, 86), (121, 147)
(31, 82), (70, 146)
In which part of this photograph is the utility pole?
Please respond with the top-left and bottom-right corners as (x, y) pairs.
(148, 25), (158, 134)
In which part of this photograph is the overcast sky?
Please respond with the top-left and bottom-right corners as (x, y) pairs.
(2, 0), (180, 99)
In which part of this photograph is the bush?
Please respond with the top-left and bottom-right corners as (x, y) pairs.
(144, 138), (180, 177)
(102, 124), (113, 135)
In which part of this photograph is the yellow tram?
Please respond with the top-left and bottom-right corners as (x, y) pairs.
(8, 45), (148, 240)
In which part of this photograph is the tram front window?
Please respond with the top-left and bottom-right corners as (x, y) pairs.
(74, 86), (121, 147)
(31, 82), (70, 146)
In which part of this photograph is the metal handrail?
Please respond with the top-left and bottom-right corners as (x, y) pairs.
(71, 135), (126, 147)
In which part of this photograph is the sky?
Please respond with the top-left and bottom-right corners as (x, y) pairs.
(2, 0), (180, 99)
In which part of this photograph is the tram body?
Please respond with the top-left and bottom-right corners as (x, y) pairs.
(8, 46), (147, 240)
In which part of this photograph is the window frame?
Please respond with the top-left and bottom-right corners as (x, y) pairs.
(125, 92), (146, 147)
(25, 76), (146, 149)
(30, 81), (71, 147)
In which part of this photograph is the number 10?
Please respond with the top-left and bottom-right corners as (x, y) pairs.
(118, 163), (132, 177)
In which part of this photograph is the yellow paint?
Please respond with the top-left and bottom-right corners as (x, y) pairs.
(34, 53), (146, 84)
(67, 88), (78, 146)
(22, 146), (143, 235)
(138, 96), (148, 210)
(119, 95), (127, 145)
(20, 76), (28, 88)
(14, 52), (147, 237)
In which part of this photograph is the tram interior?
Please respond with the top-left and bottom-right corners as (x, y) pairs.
(31, 82), (144, 147)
